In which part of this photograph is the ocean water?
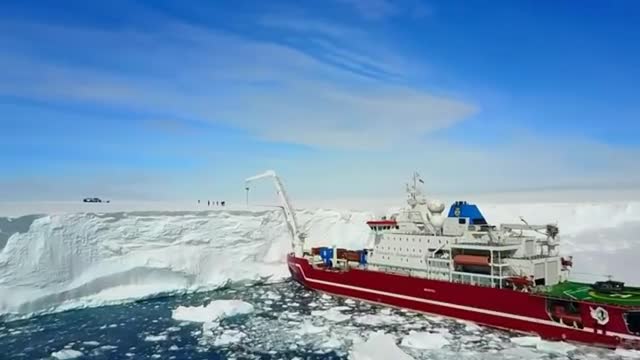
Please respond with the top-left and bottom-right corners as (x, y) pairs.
(1, 279), (635, 360)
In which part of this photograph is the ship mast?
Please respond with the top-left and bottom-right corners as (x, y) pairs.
(245, 170), (305, 256)
(406, 172), (438, 235)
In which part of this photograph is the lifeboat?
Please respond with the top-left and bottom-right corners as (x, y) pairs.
(453, 254), (490, 267)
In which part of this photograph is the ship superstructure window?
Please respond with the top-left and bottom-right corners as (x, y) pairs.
(459, 218), (466, 224)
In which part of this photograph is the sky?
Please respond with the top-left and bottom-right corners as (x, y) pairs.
(1, 0), (639, 203)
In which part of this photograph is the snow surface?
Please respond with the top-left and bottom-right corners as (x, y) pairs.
(171, 299), (254, 323)
(1, 197), (640, 321)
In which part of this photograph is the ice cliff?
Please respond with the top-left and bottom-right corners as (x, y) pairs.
(0, 208), (372, 319)
(1, 200), (640, 320)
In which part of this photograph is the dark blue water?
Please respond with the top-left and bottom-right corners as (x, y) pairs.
(0, 281), (347, 360)
(0, 280), (626, 360)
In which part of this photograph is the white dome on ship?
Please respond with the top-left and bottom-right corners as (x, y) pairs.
(430, 213), (445, 228)
(427, 200), (445, 214)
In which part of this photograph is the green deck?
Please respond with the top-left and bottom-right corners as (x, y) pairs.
(543, 281), (640, 307)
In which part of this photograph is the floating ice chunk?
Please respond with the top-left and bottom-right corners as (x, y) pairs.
(166, 326), (181, 333)
(312, 307), (351, 322)
(100, 345), (118, 351)
(201, 321), (219, 337)
(322, 337), (343, 348)
(349, 332), (414, 360)
(535, 340), (576, 355)
(616, 348), (640, 358)
(354, 314), (403, 326)
(462, 321), (482, 332)
(51, 349), (83, 359)
(400, 332), (450, 350)
(293, 321), (328, 335)
(500, 347), (545, 359)
(264, 291), (281, 300)
(82, 341), (100, 347)
(144, 334), (167, 342)
(171, 300), (254, 323)
(213, 330), (246, 346)
(169, 345), (179, 351)
(510, 335), (541, 347)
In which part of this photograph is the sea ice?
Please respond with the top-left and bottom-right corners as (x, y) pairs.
(293, 320), (328, 335)
(51, 349), (83, 360)
(353, 313), (403, 326)
(349, 332), (414, 360)
(400, 331), (450, 350)
(312, 307), (351, 322)
(535, 340), (576, 355)
(144, 334), (168, 342)
(510, 335), (542, 347)
(213, 330), (246, 346)
(616, 348), (640, 358)
(171, 299), (254, 323)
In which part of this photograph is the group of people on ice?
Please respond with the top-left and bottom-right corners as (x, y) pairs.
(198, 200), (226, 207)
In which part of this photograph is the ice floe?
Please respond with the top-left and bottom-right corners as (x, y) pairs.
(171, 299), (254, 323)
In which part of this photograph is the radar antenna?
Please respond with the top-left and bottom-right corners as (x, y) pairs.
(245, 170), (306, 256)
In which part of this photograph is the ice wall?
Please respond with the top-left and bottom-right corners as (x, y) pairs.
(0, 209), (373, 320)
(1, 200), (640, 320)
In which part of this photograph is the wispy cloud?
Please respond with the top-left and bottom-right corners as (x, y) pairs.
(0, 16), (475, 149)
(335, 0), (431, 20)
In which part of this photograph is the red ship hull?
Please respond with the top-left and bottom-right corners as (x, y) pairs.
(287, 253), (640, 350)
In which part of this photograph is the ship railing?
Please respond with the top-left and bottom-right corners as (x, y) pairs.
(451, 271), (514, 288)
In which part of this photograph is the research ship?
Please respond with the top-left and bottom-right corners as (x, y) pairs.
(245, 171), (640, 349)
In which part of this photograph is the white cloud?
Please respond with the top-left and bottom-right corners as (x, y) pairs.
(0, 18), (475, 150)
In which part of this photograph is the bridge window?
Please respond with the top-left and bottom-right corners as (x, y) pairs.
(458, 218), (466, 225)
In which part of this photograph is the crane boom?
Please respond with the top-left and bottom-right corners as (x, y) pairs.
(245, 170), (305, 256)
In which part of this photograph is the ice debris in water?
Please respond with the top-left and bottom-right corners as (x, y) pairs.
(171, 299), (254, 323)
(511, 335), (576, 355)
(51, 349), (84, 360)
(615, 348), (640, 358)
(349, 332), (414, 360)
(311, 307), (351, 322)
(144, 334), (168, 342)
(400, 331), (450, 350)
(213, 329), (246, 347)
(535, 340), (576, 355)
(510, 336), (542, 347)
(293, 320), (328, 335)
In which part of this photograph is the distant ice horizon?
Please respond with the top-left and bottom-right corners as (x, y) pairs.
(2, 187), (640, 217)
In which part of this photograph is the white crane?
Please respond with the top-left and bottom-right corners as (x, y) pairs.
(245, 170), (306, 257)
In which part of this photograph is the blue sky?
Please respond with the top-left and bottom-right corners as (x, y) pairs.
(1, 0), (639, 202)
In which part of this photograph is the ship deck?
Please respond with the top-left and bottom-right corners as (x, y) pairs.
(544, 281), (640, 307)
